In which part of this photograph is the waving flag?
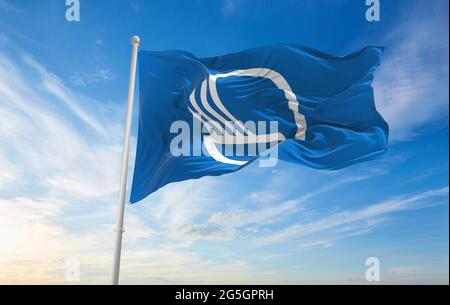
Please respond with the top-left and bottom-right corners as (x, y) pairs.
(130, 45), (389, 203)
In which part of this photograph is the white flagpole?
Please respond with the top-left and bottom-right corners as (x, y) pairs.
(112, 35), (140, 285)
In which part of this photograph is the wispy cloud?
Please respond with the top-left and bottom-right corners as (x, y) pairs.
(0, 153), (18, 188)
(23, 56), (108, 135)
(0, 38), (125, 283)
(374, 0), (449, 141)
(135, 163), (425, 250)
(0, 38), (131, 199)
(205, 173), (384, 233)
(0, 193), (274, 284)
(254, 187), (449, 247)
(71, 66), (116, 87)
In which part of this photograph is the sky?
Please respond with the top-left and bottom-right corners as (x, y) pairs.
(0, 0), (448, 284)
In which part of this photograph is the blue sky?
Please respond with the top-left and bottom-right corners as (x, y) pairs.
(0, 0), (448, 284)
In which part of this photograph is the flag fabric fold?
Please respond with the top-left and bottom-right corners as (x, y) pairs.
(130, 45), (389, 204)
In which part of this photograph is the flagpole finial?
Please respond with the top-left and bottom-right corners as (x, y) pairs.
(131, 35), (140, 45)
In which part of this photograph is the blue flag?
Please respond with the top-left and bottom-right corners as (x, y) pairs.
(130, 45), (389, 203)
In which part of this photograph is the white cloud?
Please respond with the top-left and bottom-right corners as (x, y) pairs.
(254, 187), (449, 247)
(143, 180), (220, 227)
(0, 153), (18, 188)
(206, 173), (380, 232)
(0, 47), (126, 200)
(299, 218), (384, 249)
(0, 193), (276, 284)
(247, 191), (282, 204)
(123, 173), (383, 246)
(0, 42), (136, 283)
(23, 55), (108, 135)
(374, 1), (449, 141)
(209, 199), (301, 228)
(138, 168), (413, 249)
(0, 197), (68, 277)
(71, 66), (116, 87)
(130, 179), (242, 243)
